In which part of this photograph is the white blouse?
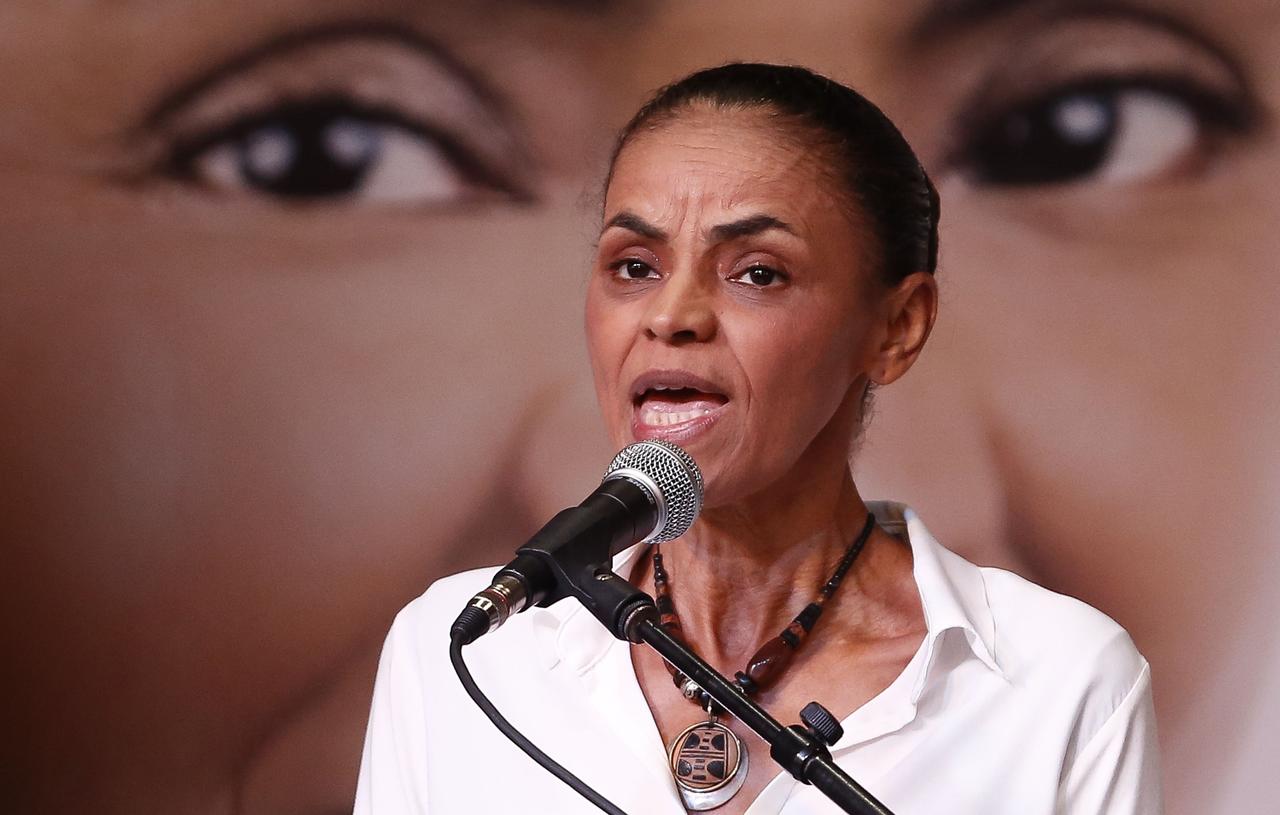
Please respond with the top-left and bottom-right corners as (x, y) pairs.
(355, 502), (1162, 814)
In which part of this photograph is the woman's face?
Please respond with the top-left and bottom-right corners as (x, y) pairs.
(6, 0), (1278, 812)
(586, 110), (888, 505)
(614, 3), (1280, 809)
(0, 3), (631, 813)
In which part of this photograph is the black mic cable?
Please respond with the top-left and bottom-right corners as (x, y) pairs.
(448, 632), (627, 815)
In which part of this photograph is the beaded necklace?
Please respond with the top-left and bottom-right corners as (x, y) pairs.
(651, 512), (876, 811)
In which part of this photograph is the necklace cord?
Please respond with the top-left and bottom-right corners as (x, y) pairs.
(655, 511), (878, 707)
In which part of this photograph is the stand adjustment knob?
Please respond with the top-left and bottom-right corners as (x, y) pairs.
(800, 701), (843, 746)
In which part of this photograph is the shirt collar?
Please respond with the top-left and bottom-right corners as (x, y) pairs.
(872, 501), (1007, 691)
(543, 502), (1007, 686)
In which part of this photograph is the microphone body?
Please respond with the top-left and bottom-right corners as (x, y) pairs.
(462, 477), (657, 638)
(452, 440), (702, 644)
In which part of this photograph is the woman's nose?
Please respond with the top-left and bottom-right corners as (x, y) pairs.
(642, 271), (717, 344)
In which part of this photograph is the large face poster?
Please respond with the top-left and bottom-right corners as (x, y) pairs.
(2, 2), (1275, 813)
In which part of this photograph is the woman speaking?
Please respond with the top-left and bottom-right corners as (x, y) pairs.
(355, 64), (1161, 814)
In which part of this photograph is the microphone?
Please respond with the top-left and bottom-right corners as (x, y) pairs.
(451, 440), (703, 644)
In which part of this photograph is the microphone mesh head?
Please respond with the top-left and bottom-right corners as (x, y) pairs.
(603, 440), (703, 542)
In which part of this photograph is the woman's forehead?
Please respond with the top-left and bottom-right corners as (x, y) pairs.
(618, 106), (822, 169)
(606, 112), (847, 226)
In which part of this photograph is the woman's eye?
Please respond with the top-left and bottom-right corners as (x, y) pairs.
(169, 99), (507, 204)
(957, 78), (1249, 187)
(613, 259), (658, 280)
(731, 265), (782, 287)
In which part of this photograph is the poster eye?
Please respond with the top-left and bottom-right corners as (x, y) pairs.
(170, 98), (513, 205)
(959, 78), (1251, 187)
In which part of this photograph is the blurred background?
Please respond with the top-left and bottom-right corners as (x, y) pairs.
(1, 2), (1276, 813)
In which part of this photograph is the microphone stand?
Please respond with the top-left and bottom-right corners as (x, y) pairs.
(573, 565), (896, 815)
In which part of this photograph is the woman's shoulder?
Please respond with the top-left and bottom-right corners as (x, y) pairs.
(970, 561), (1150, 737)
(979, 563), (1143, 674)
(892, 501), (1146, 693)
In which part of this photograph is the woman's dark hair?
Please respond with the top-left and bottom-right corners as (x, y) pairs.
(607, 63), (940, 284)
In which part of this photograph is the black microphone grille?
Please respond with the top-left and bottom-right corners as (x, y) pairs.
(603, 440), (704, 543)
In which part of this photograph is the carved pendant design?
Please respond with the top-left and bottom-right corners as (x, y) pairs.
(667, 719), (748, 811)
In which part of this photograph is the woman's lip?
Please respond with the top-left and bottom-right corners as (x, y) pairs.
(630, 369), (729, 400)
(631, 398), (727, 443)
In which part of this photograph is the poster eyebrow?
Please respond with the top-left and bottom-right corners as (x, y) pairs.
(910, 0), (1255, 98)
(913, 0), (1238, 58)
(912, 0), (1040, 39)
(138, 20), (509, 130)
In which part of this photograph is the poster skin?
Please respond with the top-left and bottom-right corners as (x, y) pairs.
(1, 2), (1276, 813)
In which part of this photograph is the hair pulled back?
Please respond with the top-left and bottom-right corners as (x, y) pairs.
(608, 63), (940, 285)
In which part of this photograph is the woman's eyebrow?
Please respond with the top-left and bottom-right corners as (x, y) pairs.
(139, 20), (507, 130)
(604, 211), (668, 240)
(707, 214), (795, 242)
(601, 213), (796, 243)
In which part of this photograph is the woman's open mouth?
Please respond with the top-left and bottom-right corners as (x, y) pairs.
(636, 387), (727, 425)
(630, 371), (729, 441)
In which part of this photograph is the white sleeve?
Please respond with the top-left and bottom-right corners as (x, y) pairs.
(354, 612), (430, 815)
(1058, 660), (1163, 815)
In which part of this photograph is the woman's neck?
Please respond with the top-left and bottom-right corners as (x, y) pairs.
(634, 466), (872, 668)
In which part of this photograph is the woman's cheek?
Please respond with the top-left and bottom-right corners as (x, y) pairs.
(0, 178), (600, 797)
(943, 179), (1279, 603)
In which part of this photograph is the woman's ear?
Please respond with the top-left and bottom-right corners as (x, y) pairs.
(870, 271), (938, 386)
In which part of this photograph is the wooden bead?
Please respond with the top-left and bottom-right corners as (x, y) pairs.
(745, 636), (795, 689)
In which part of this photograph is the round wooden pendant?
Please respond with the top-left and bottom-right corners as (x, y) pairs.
(667, 720), (748, 811)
